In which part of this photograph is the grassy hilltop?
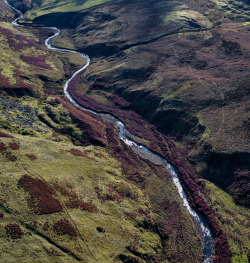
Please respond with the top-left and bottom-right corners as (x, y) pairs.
(1, 0), (250, 262)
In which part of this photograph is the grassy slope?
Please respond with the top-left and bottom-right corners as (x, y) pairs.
(41, 0), (249, 155)
(34, 0), (249, 200)
(0, 132), (156, 262)
(0, 1), (204, 262)
(14, 0), (113, 20)
(17, 0), (250, 261)
(200, 180), (249, 263)
(0, 128), (204, 262)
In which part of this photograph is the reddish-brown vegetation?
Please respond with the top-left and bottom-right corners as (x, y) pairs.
(47, 97), (61, 106)
(52, 131), (62, 141)
(70, 84), (232, 259)
(65, 199), (97, 212)
(0, 68), (34, 92)
(18, 175), (63, 214)
(69, 148), (96, 160)
(118, 254), (144, 263)
(60, 57), (70, 77)
(53, 183), (78, 199)
(20, 55), (51, 69)
(95, 185), (123, 202)
(0, 27), (45, 52)
(0, 142), (17, 161)
(69, 148), (88, 157)
(0, 142), (7, 153)
(105, 123), (148, 187)
(53, 182), (97, 212)
(9, 142), (20, 150)
(56, 97), (106, 146)
(69, 84), (154, 141)
(69, 76), (232, 260)
(231, 171), (250, 207)
(25, 153), (38, 160)
(138, 207), (151, 217)
(53, 219), (77, 237)
(0, 131), (14, 138)
(0, 212), (4, 218)
(214, 235), (232, 263)
(0, 72), (12, 88)
(157, 137), (232, 262)
(3, 151), (17, 161)
(5, 224), (24, 239)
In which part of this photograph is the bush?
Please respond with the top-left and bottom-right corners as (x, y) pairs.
(9, 142), (20, 150)
(53, 219), (77, 237)
(5, 224), (24, 239)
(3, 151), (17, 161)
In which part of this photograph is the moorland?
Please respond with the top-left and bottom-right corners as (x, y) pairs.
(0, 0), (249, 262)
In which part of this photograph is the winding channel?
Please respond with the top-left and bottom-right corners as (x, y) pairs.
(6, 1), (212, 262)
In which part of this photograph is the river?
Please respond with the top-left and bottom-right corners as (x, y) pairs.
(5, 1), (213, 261)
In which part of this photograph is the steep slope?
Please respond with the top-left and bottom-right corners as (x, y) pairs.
(26, 0), (250, 207)
(1, 0), (250, 262)
(0, 1), (205, 262)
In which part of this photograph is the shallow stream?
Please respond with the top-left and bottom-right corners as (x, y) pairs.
(5, 1), (213, 261)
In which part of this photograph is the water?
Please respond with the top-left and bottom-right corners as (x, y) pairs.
(5, 1), (213, 261)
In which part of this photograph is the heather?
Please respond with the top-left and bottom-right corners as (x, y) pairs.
(0, 126), (203, 262)
(44, 0), (250, 210)
(0, 0), (249, 262)
(18, 174), (63, 214)
(20, 55), (51, 69)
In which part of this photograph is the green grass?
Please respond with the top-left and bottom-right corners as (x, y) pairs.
(0, 124), (203, 262)
(0, 96), (203, 262)
(164, 10), (213, 29)
(202, 180), (250, 263)
(26, 0), (113, 20)
(0, 130), (161, 262)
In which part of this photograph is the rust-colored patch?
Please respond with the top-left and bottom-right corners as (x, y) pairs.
(9, 142), (20, 150)
(53, 182), (97, 212)
(53, 219), (77, 237)
(53, 183), (78, 199)
(70, 148), (88, 157)
(0, 142), (7, 152)
(25, 153), (38, 160)
(18, 175), (63, 214)
(65, 199), (97, 212)
(5, 224), (24, 239)
(0, 131), (14, 138)
(69, 148), (96, 161)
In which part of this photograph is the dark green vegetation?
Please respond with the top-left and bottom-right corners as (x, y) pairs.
(1, 0), (250, 262)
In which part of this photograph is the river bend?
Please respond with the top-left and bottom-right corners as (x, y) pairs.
(5, 1), (213, 262)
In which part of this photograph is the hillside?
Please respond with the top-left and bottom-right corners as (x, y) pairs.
(25, 0), (250, 205)
(0, 0), (250, 262)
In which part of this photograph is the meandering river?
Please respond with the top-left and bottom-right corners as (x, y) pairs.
(5, 1), (213, 261)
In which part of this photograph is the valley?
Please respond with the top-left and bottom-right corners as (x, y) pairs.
(0, 0), (249, 262)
